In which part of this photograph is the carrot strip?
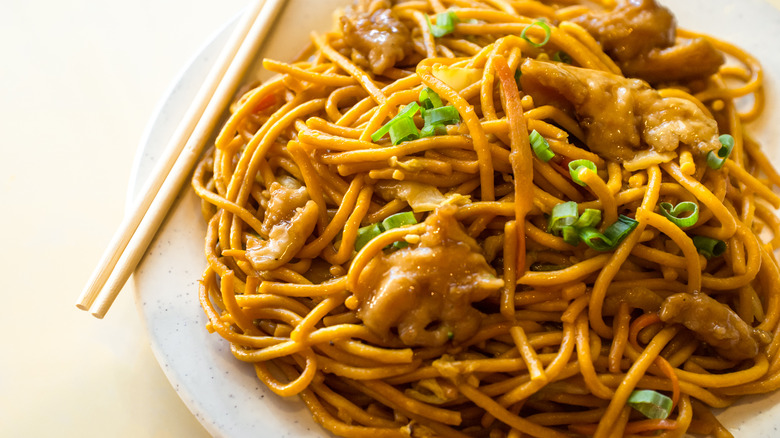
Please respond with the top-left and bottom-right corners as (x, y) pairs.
(492, 55), (532, 273)
(656, 356), (681, 409)
(628, 313), (680, 409)
(629, 313), (662, 349)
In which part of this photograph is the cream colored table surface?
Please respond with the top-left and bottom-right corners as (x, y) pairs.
(1, 1), (244, 436)
(3, 1), (780, 438)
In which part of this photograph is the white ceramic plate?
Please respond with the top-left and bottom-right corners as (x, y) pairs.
(130, 1), (780, 436)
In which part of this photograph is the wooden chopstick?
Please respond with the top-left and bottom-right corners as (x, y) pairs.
(76, 0), (286, 318)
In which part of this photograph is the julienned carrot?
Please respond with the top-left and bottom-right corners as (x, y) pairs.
(492, 55), (532, 273)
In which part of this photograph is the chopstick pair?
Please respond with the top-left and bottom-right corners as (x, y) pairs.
(76, 0), (286, 319)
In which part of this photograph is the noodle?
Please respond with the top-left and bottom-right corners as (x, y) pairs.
(192, 0), (780, 436)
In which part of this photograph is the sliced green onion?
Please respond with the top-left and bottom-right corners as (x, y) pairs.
(371, 122), (394, 143)
(549, 203), (603, 247)
(568, 159), (597, 186)
(398, 101), (421, 118)
(553, 51), (572, 64)
(382, 212), (417, 249)
(530, 129), (555, 162)
(658, 201), (699, 228)
(579, 215), (638, 251)
(419, 87), (443, 110)
(628, 390), (673, 420)
(573, 209), (601, 228)
(514, 68), (522, 88)
(381, 211), (417, 230)
(417, 101), (459, 139)
(520, 20), (551, 48)
(561, 225), (580, 246)
(422, 105), (460, 126)
(706, 152), (724, 169)
(388, 117), (420, 145)
(605, 215), (639, 242)
(371, 102), (421, 144)
(392, 240), (410, 250)
(720, 133), (735, 149)
(355, 212), (418, 251)
(548, 201), (578, 233)
(355, 223), (383, 251)
(706, 134), (735, 170)
(578, 228), (611, 251)
(426, 11), (459, 38)
(420, 123), (447, 137)
(692, 235), (727, 259)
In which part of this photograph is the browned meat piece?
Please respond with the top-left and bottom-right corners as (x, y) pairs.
(659, 292), (772, 361)
(340, 0), (413, 75)
(571, 0), (723, 83)
(245, 181), (318, 271)
(572, 0), (675, 62)
(519, 58), (720, 166)
(603, 287), (664, 315)
(620, 38), (725, 84)
(353, 206), (504, 347)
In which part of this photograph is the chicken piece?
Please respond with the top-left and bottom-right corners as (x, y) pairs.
(353, 206), (504, 347)
(640, 90), (721, 162)
(572, 0), (675, 62)
(245, 181), (318, 271)
(340, 0), (413, 75)
(620, 38), (725, 84)
(519, 58), (720, 166)
(602, 287), (664, 316)
(571, 0), (723, 83)
(659, 292), (772, 361)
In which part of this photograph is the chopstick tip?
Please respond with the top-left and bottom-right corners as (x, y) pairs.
(90, 309), (108, 319)
(76, 302), (90, 311)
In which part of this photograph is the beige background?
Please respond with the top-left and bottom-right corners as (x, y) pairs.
(3, 0), (780, 437)
(1, 1), (244, 436)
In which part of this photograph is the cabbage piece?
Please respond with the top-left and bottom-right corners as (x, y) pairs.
(432, 65), (482, 92)
(375, 181), (470, 212)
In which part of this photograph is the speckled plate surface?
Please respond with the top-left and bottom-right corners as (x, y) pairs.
(130, 1), (780, 436)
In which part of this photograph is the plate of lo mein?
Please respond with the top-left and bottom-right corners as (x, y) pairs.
(131, 0), (780, 436)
